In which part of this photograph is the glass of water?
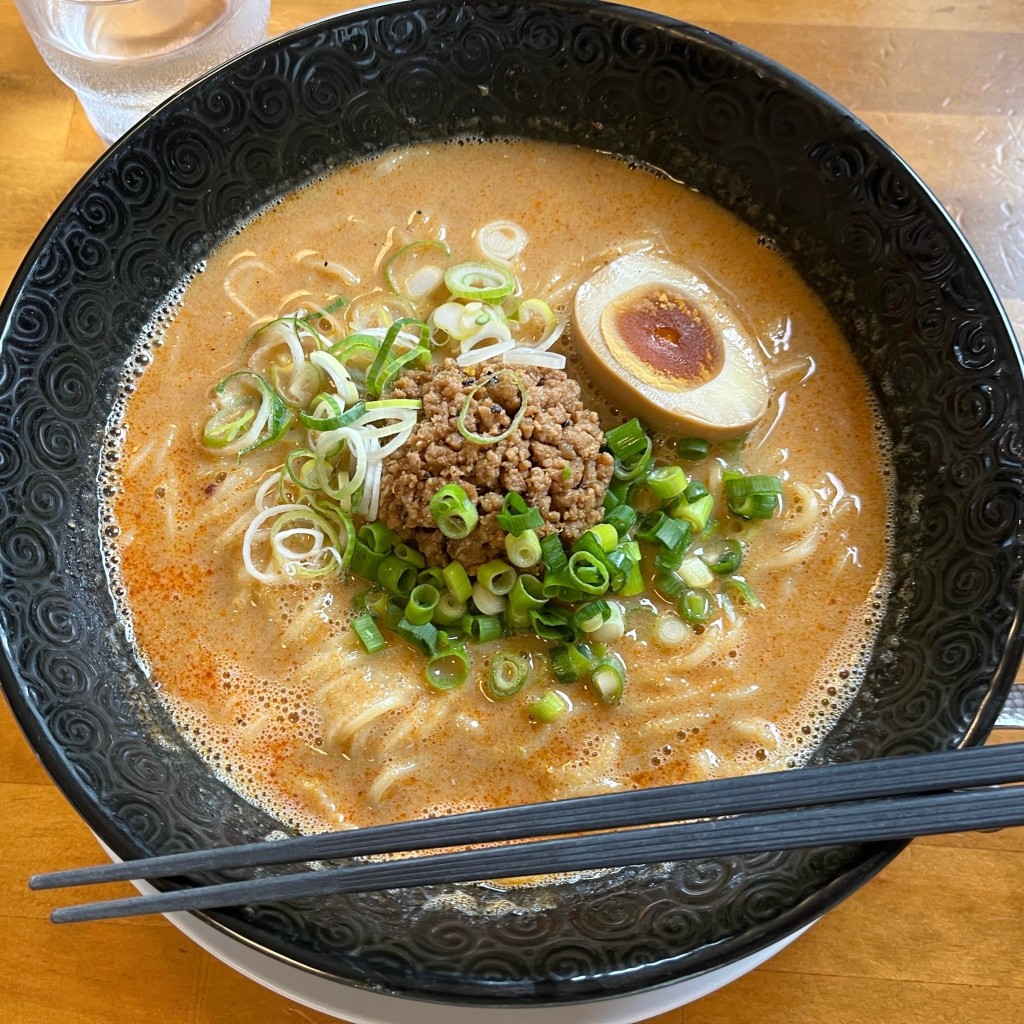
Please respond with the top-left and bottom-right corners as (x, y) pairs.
(12, 0), (271, 144)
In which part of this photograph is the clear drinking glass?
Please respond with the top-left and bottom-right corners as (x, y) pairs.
(12, 0), (271, 144)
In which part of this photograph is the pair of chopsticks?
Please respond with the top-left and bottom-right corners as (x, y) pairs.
(32, 741), (1024, 924)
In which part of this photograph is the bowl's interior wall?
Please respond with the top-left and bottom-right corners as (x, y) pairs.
(1, 0), (1021, 1006)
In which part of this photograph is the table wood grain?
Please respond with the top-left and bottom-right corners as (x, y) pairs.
(1, 2), (1022, 1022)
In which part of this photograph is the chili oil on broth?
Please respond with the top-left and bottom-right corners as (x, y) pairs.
(103, 139), (891, 834)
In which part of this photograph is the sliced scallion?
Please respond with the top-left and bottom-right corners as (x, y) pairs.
(352, 613), (387, 654)
(471, 581), (507, 617)
(486, 652), (530, 700)
(602, 504), (637, 538)
(477, 558), (516, 596)
(428, 483), (479, 539)
(496, 492), (545, 535)
(531, 690), (570, 723)
(444, 259), (517, 302)
(456, 369), (527, 445)
(680, 587), (714, 624)
(679, 555), (715, 589)
(384, 240), (450, 297)
(672, 493), (714, 532)
(424, 645), (469, 691)
(442, 560), (473, 603)
(379, 555), (418, 597)
(675, 437), (710, 460)
(432, 590), (467, 626)
(589, 655), (626, 705)
(703, 537), (743, 575)
(647, 465), (688, 502)
(405, 583), (440, 625)
(396, 617), (441, 655)
(654, 612), (689, 647)
(505, 528), (542, 568)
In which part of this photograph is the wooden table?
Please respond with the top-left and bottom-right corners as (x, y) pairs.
(1, 2), (1022, 1022)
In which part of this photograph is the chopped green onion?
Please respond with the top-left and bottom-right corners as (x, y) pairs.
(365, 317), (430, 399)
(478, 558), (516, 596)
(675, 437), (710, 460)
(508, 573), (547, 617)
(393, 543), (426, 569)
(539, 532), (568, 573)
(442, 561), (473, 603)
(572, 599), (611, 633)
(531, 690), (570, 723)
(417, 566), (446, 590)
(654, 612), (690, 647)
(432, 590), (467, 626)
(702, 538), (743, 575)
(349, 538), (387, 580)
(298, 395), (366, 432)
(683, 480), (709, 503)
(428, 483), (479, 539)
(655, 571), (688, 600)
(672, 493), (714, 532)
(549, 642), (596, 685)
(604, 545), (636, 593)
(605, 418), (648, 463)
(354, 584), (389, 620)
(486, 652), (531, 700)
(621, 559), (646, 598)
(589, 655), (626, 705)
(654, 547), (686, 573)
(203, 370), (291, 456)
(636, 510), (668, 545)
(528, 606), (575, 642)
(396, 617), (441, 655)
(405, 583), (440, 625)
(603, 504), (637, 538)
(584, 524), (619, 553)
(352, 613), (387, 654)
(605, 418), (652, 481)
(652, 516), (691, 550)
(385, 598), (405, 631)
(567, 551), (611, 596)
(379, 555), (418, 597)
(679, 555), (715, 589)
(680, 587), (715, 624)
(471, 581), (507, 617)
(424, 645), (469, 691)
(384, 239), (450, 296)
(724, 472), (783, 520)
(496, 492), (544, 535)
(724, 576), (763, 608)
(505, 528), (542, 568)
(647, 465), (688, 501)
(444, 259), (517, 302)
(465, 614), (503, 643)
(358, 521), (396, 553)
(457, 370), (527, 446)
(591, 602), (625, 643)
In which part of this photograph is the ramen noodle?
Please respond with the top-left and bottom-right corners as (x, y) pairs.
(102, 140), (891, 833)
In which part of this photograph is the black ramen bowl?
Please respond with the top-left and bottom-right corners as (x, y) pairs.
(1, 0), (1021, 1008)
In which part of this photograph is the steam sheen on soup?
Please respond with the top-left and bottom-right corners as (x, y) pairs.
(103, 140), (891, 834)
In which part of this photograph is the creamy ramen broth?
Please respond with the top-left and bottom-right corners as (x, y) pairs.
(105, 140), (891, 833)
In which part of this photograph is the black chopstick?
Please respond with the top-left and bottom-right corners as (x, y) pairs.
(46, 782), (1024, 923)
(31, 741), (1024, 893)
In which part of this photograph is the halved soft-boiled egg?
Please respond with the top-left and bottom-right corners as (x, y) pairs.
(573, 252), (770, 439)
